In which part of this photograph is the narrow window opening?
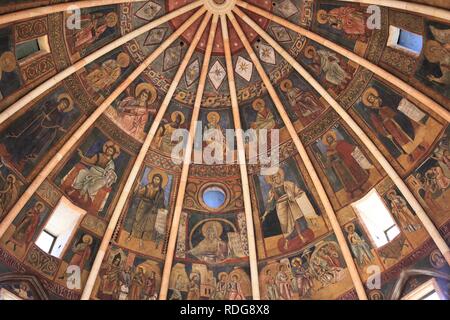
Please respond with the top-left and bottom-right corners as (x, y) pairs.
(387, 26), (423, 55)
(35, 197), (86, 258)
(15, 35), (50, 61)
(35, 230), (57, 254)
(352, 189), (400, 248)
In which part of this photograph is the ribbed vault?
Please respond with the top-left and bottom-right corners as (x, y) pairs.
(0, 0), (448, 300)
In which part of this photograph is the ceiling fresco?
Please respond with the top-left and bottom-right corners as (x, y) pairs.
(0, 0), (448, 301)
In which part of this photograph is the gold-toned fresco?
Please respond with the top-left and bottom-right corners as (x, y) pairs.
(168, 173), (253, 300)
(0, 0), (448, 302)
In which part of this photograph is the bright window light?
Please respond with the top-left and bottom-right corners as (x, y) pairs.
(387, 26), (423, 55)
(35, 230), (56, 254)
(402, 279), (445, 300)
(352, 189), (400, 248)
(35, 197), (86, 258)
(0, 288), (22, 300)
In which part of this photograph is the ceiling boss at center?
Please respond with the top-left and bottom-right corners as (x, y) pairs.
(205, 0), (236, 14)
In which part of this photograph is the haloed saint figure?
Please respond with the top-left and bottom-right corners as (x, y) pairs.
(0, 93), (75, 173)
(127, 170), (168, 248)
(262, 169), (317, 252)
(61, 141), (120, 214)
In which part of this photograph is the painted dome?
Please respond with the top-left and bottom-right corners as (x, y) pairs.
(0, 0), (448, 301)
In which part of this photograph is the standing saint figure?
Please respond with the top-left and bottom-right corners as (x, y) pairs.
(264, 269), (279, 300)
(386, 189), (422, 233)
(262, 168), (316, 251)
(0, 173), (20, 220)
(211, 273), (228, 300)
(275, 264), (293, 300)
(227, 274), (246, 300)
(345, 223), (373, 266)
(153, 111), (185, 154)
(203, 111), (228, 157)
(317, 7), (368, 41)
(70, 12), (118, 52)
(85, 52), (130, 93)
(129, 266), (145, 300)
(144, 271), (156, 300)
(322, 130), (370, 198)
(250, 99), (276, 130)
(6, 202), (44, 251)
(116, 83), (158, 140)
(1, 93), (74, 169)
(127, 170), (167, 248)
(64, 141), (120, 211)
(188, 220), (228, 263)
(362, 87), (425, 160)
(280, 79), (322, 124)
(291, 257), (313, 298)
(187, 273), (200, 300)
(60, 234), (93, 281)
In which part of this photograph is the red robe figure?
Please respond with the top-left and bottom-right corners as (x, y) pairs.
(323, 130), (370, 197)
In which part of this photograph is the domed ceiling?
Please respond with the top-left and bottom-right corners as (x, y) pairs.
(0, 0), (448, 301)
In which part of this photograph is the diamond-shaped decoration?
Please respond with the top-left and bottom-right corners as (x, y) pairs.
(208, 60), (226, 90)
(135, 1), (162, 21)
(185, 59), (200, 87)
(235, 56), (253, 82)
(271, 25), (292, 43)
(259, 44), (276, 65)
(144, 27), (167, 46)
(277, 0), (298, 18)
(163, 46), (182, 71)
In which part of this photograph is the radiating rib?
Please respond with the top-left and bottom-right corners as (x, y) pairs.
(0, 7), (207, 242)
(81, 12), (213, 300)
(235, 6), (450, 265)
(0, 0), (204, 126)
(227, 10), (368, 300)
(235, 1), (450, 123)
(159, 14), (220, 300)
(0, 0), (147, 26)
(338, 0), (450, 21)
(221, 14), (261, 300)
